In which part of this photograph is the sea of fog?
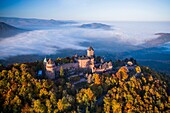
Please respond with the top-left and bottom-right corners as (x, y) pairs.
(0, 21), (170, 59)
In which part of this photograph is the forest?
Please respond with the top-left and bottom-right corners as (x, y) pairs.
(0, 58), (170, 113)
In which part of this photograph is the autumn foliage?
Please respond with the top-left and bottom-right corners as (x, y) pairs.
(103, 74), (170, 113)
(0, 61), (170, 112)
(116, 66), (129, 80)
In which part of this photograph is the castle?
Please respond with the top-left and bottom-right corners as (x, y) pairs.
(44, 47), (113, 79)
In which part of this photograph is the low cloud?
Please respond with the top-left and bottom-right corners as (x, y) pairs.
(0, 22), (169, 58)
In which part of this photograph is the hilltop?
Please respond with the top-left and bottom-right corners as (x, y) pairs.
(80, 23), (112, 30)
(0, 54), (170, 112)
(0, 17), (76, 29)
(0, 22), (19, 30)
(141, 33), (170, 48)
(0, 22), (27, 39)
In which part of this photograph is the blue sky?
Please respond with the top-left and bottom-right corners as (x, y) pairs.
(0, 0), (170, 21)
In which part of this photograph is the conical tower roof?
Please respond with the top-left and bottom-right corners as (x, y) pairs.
(48, 58), (54, 64)
(88, 46), (94, 51)
(44, 57), (47, 63)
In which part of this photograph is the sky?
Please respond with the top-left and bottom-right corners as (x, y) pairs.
(0, 0), (170, 21)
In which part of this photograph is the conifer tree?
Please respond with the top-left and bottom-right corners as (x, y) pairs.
(60, 66), (64, 77)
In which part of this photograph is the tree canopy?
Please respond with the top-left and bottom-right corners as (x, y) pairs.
(0, 60), (170, 112)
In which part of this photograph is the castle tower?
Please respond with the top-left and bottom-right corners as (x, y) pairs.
(87, 47), (94, 57)
(90, 57), (95, 69)
(45, 58), (56, 79)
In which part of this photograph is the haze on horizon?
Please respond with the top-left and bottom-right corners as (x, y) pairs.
(0, 0), (170, 21)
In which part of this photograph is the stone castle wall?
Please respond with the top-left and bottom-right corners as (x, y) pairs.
(55, 63), (79, 71)
(46, 71), (55, 79)
(78, 59), (90, 68)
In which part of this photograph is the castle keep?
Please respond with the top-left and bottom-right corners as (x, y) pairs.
(78, 47), (95, 69)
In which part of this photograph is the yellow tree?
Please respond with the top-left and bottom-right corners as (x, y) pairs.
(46, 99), (52, 113)
(148, 75), (153, 82)
(135, 66), (141, 73)
(103, 95), (111, 113)
(57, 99), (63, 111)
(39, 88), (49, 98)
(116, 66), (128, 80)
(112, 99), (121, 113)
(76, 88), (96, 107)
(57, 97), (71, 112)
(20, 64), (28, 72)
(33, 99), (46, 113)
(93, 74), (101, 85)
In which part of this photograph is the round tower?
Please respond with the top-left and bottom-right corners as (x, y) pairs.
(46, 58), (56, 79)
(87, 47), (94, 57)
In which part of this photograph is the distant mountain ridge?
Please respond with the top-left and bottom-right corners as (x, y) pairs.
(0, 22), (27, 39)
(80, 23), (112, 30)
(0, 22), (19, 30)
(142, 33), (170, 48)
(0, 17), (77, 29)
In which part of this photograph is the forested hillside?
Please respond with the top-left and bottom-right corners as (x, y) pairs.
(0, 60), (170, 112)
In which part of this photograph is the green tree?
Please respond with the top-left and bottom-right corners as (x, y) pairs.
(60, 66), (64, 77)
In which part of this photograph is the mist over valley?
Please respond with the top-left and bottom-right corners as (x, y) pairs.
(0, 17), (170, 73)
